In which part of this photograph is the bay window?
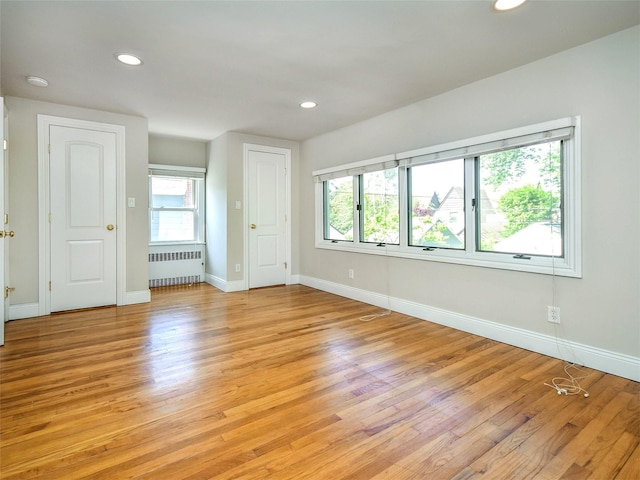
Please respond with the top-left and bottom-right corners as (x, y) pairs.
(313, 117), (581, 277)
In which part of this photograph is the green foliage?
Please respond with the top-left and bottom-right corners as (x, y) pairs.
(363, 192), (399, 243)
(497, 185), (558, 236)
(482, 141), (562, 239)
(362, 169), (399, 243)
(482, 142), (561, 191)
(327, 180), (353, 239)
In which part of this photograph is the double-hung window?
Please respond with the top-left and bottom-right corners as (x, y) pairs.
(314, 117), (581, 277)
(149, 165), (205, 244)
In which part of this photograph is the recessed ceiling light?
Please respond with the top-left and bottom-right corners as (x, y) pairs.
(493, 0), (527, 11)
(300, 101), (317, 109)
(26, 76), (49, 87)
(116, 53), (143, 66)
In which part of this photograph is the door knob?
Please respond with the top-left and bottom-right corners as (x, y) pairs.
(0, 230), (14, 238)
(106, 224), (115, 231)
(250, 224), (256, 229)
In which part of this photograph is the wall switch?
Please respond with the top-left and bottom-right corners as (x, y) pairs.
(235, 264), (241, 273)
(547, 306), (561, 324)
(127, 197), (136, 208)
(235, 200), (241, 210)
(348, 269), (354, 279)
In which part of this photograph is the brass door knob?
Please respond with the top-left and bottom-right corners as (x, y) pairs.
(0, 230), (14, 238)
(250, 224), (257, 229)
(106, 224), (115, 231)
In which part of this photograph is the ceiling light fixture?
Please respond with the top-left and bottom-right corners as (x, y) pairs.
(26, 76), (49, 87)
(116, 53), (143, 66)
(493, 0), (527, 11)
(300, 101), (317, 109)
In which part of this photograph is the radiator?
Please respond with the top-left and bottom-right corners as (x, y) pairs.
(148, 244), (205, 287)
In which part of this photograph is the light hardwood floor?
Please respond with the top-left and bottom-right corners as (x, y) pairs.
(1, 284), (638, 479)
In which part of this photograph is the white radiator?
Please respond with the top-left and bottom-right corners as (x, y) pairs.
(148, 244), (205, 287)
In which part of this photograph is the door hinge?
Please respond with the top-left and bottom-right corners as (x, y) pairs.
(284, 262), (288, 269)
(49, 281), (52, 291)
(48, 144), (51, 154)
(4, 286), (15, 299)
(3, 139), (7, 151)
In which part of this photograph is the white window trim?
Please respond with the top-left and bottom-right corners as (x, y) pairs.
(314, 117), (582, 278)
(148, 164), (206, 246)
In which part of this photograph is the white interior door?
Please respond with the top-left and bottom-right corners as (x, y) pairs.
(50, 125), (117, 311)
(0, 97), (6, 345)
(247, 147), (288, 288)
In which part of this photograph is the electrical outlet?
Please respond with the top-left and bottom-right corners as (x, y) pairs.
(348, 269), (354, 279)
(235, 264), (241, 273)
(547, 306), (561, 324)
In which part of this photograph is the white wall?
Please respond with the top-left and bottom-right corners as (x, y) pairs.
(149, 134), (206, 168)
(298, 27), (640, 378)
(5, 96), (149, 307)
(205, 131), (300, 290)
(205, 133), (229, 283)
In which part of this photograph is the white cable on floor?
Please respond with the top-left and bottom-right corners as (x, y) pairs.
(544, 362), (590, 397)
(359, 241), (392, 322)
(542, 142), (590, 399)
(359, 310), (391, 322)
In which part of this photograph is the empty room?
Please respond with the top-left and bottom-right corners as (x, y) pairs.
(0, 1), (638, 479)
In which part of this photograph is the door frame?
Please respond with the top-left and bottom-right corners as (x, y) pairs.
(242, 144), (291, 290)
(1, 98), (6, 345)
(37, 115), (126, 315)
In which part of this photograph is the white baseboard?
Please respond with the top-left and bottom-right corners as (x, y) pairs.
(8, 303), (40, 321)
(123, 290), (151, 305)
(205, 273), (245, 293)
(8, 290), (150, 321)
(205, 273), (301, 292)
(299, 275), (640, 382)
(204, 273), (300, 292)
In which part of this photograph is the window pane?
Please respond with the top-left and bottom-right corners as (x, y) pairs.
(151, 176), (194, 208)
(409, 159), (465, 249)
(478, 140), (562, 256)
(361, 168), (399, 244)
(150, 210), (195, 242)
(324, 177), (353, 241)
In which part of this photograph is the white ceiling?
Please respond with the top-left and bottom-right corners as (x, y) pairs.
(1, 1), (638, 142)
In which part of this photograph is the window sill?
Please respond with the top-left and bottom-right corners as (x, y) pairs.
(149, 242), (206, 247)
(315, 241), (581, 278)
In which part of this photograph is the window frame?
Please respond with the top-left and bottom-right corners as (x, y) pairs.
(359, 166), (401, 245)
(323, 176), (355, 242)
(148, 164), (206, 245)
(313, 117), (582, 277)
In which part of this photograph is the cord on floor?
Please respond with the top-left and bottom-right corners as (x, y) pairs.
(544, 363), (590, 398)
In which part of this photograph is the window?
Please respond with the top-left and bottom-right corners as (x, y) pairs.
(149, 165), (205, 244)
(477, 141), (562, 257)
(361, 168), (399, 244)
(409, 159), (465, 249)
(313, 117), (581, 277)
(323, 176), (354, 241)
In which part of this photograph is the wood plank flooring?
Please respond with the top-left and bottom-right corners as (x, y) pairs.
(1, 284), (637, 479)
